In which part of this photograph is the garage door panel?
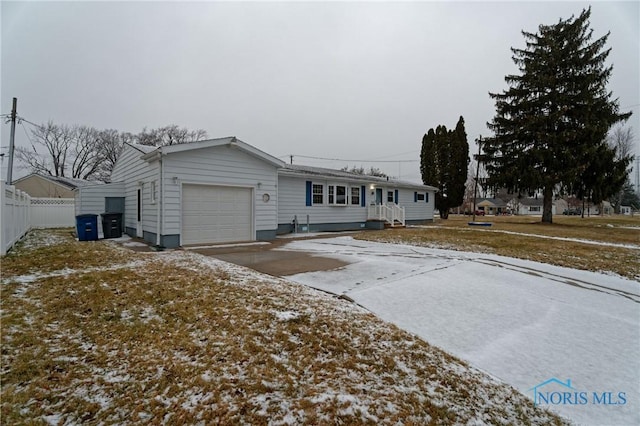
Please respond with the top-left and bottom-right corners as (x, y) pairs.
(182, 184), (253, 245)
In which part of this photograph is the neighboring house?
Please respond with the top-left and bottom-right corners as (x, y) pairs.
(76, 137), (437, 248)
(513, 197), (557, 216)
(13, 173), (91, 198)
(475, 198), (508, 215)
(620, 205), (632, 215)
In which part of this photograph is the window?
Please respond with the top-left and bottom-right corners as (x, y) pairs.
(387, 191), (394, 203)
(416, 193), (425, 202)
(150, 181), (157, 204)
(312, 184), (324, 204)
(351, 187), (360, 205)
(328, 184), (347, 205)
(530, 206), (541, 212)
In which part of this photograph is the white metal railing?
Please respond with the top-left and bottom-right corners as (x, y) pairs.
(367, 202), (405, 226)
(1, 181), (32, 255)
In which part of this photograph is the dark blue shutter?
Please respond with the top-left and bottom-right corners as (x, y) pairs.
(361, 185), (366, 207)
(305, 181), (312, 206)
(394, 190), (399, 204)
(425, 192), (429, 203)
(414, 191), (418, 202)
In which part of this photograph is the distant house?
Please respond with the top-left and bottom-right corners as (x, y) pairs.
(75, 137), (438, 248)
(475, 198), (508, 215)
(512, 197), (558, 216)
(620, 205), (632, 215)
(13, 173), (91, 198)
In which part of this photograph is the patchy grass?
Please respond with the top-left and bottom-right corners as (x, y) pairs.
(1, 230), (568, 425)
(358, 215), (640, 280)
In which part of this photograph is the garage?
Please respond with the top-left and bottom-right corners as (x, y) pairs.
(182, 184), (253, 245)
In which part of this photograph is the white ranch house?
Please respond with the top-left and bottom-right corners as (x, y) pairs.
(75, 137), (437, 248)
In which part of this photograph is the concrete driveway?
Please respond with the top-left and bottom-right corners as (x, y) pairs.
(185, 233), (353, 276)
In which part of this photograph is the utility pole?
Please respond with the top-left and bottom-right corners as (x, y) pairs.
(290, 155), (293, 165)
(6, 97), (17, 184)
(472, 136), (482, 222)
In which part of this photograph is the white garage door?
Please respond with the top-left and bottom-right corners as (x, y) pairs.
(182, 184), (253, 245)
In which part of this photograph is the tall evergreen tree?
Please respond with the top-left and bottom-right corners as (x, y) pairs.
(483, 8), (631, 223)
(420, 117), (469, 219)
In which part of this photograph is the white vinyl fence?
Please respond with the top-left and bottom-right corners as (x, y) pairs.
(1, 181), (31, 255)
(31, 197), (76, 228)
(1, 181), (77, 255)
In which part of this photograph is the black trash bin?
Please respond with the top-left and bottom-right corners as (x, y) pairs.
(76, 214), (99, 241)
(101, 212), (123, 239)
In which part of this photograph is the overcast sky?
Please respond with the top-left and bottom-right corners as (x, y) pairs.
(1, 1), (638, 184)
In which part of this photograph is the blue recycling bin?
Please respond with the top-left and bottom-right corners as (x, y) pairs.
(76, 214), (99, 241)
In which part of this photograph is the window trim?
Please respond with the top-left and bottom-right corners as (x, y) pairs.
(150, 181), (157, 205)
(350, 186), (361, 206)
(328, 183), (348, 206)
(312, 183), (324, 205)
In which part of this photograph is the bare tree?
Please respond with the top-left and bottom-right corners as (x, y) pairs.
(137, 125), (208, 146)
(608, 125), (635, 212)
(339, 165), (388, 178)
(16, 121), (73, 177)
(93, 129), (133, 181)
(608, 125), (635, 161)
(18, 121), (209, 182)
(70, 125), (103, 179)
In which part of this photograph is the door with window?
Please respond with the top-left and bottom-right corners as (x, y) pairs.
(375, 188), (383, 205)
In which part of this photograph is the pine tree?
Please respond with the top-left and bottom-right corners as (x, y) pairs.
(420, 118), (470, 219)
(483, 8), (632, 223)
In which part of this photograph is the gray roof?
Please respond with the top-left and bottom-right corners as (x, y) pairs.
(476, 197), (508, 207)
(281, 164), (438, 191)
(14, 173), (94, 189)
(517, 198), (544, 206)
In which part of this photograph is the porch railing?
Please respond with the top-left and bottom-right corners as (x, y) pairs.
(367, 203), (405, 226)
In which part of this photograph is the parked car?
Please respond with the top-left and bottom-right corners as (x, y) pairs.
(474, 210), (485, 216)
(563, 208), (582, 215)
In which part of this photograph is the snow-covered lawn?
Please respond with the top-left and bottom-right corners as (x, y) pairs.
(282, 236), (640, 426)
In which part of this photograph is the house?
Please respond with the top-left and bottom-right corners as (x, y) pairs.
(474, 198), (508, 215)
(278, 164), (436, 233)
(13, 173), (91, 198)
(76, 137), (437, 248)
(512, 197), (558, 215)
(620, 205), (632, 215)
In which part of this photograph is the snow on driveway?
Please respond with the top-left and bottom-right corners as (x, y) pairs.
(281, 236), (640, 426)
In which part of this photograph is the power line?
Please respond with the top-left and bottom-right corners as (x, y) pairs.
(16, 116), (44, 129)
(290, 154), (418, 163)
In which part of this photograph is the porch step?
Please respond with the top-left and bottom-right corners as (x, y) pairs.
(384, 222), (406, 229)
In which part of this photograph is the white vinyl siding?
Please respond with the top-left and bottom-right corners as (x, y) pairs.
(278, 177), (434, 225)
(401, 188), (435, 221)
(162, 145), (278, 237)
(110, 145), (157, 236)
(75, 182), (125, 216)
(278, 176), (367, 225)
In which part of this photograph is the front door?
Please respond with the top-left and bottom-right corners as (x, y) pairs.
(375, 188), (383, 205)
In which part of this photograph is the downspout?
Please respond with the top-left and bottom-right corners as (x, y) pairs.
(156, 153), (163, 247)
